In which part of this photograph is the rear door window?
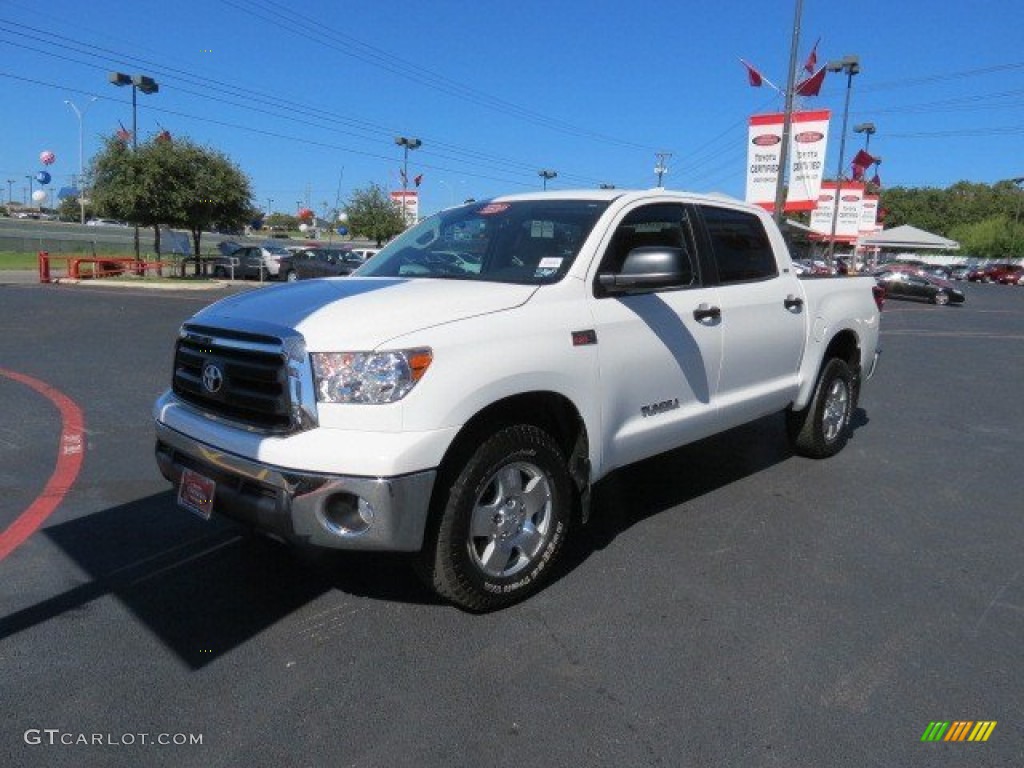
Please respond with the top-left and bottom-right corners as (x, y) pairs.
(699, 206), (778, 284)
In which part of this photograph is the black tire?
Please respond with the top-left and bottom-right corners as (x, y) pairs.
(418, 424), (572, 611)
(787, 358), (855, 459)
(933, 291), (949, 305)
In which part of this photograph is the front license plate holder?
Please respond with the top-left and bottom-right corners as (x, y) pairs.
(178, 467), (216, 520)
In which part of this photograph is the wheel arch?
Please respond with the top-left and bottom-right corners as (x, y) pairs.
(427, 391), (591, 532)
(793, 328), (862, 411)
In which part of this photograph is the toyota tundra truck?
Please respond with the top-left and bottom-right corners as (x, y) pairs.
(154, 189), (882, 611)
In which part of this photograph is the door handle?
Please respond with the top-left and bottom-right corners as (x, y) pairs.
(784, 295), (804, 310)
(693, 303), (722, 322)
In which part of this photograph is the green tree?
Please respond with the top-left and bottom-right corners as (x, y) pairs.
(343, 183), (405, 246)
(950, 215), (1023, 259)
(878, 180), (1024, 257)
(88, 134), (253, 265)
(57, 196), (94, 222)
(265, 213), (299, 231)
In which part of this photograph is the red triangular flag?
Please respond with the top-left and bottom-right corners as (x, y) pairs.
(795, 65), (826, 96)
(116, 121), (132, 142)
(804, 38), (820, 73)
(851, 163), (866, 181)
(740, 59), (763, 87)
(871, 173), (882, 188)
(852, 149), (877, 168)
(414, 173), (423, 187)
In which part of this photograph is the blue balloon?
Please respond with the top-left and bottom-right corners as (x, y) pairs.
(36, 171), (52, 185)
(336, 226), (348, 235)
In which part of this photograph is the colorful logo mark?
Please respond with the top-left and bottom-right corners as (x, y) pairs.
(921, 721), (996, 742)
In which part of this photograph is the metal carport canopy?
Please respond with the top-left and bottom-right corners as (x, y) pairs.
(856, 224), (959, 250)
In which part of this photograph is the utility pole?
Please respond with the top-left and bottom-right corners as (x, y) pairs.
(772, 0), (804, 225)
(5, 179), (13, 204)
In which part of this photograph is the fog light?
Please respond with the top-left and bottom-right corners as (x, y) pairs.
(321, 492), (374, 536)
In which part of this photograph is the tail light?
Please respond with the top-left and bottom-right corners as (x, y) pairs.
(872, 284), (886, 312)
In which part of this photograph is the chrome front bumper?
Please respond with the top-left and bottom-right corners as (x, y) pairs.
(155, 421), (436, 552)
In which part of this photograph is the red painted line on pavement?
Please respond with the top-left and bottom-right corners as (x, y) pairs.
(0, 368), (86, 561)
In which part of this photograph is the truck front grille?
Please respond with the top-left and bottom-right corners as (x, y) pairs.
(172, 325), (294, 430)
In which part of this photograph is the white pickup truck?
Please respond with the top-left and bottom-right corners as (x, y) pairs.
(155, 189), (882, 610)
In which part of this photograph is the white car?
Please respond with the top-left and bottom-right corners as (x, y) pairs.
(86, 218), (127, 227)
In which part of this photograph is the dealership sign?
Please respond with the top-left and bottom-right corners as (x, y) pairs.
(390, 190), (419, 225)
(746, 109), (831, 212)
(808, 182), (865, 242)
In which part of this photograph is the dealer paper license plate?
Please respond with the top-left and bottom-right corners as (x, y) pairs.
(177, 467), (216, 520)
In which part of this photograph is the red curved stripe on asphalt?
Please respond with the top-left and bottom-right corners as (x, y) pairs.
(0, 368), (85, 561)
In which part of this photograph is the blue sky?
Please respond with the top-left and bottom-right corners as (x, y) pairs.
(2, 0), (1022, 216)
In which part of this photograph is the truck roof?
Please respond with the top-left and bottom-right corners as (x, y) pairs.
(488, 188), (749, 208)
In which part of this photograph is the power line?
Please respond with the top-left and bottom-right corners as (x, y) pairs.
(0, 20), (621, 188)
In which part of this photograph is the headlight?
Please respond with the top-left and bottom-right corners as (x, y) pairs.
(311, 348), (432, 404)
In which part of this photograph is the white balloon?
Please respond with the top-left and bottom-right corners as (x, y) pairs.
(298, 223), (309, 232)
(32, 189), (47, 202)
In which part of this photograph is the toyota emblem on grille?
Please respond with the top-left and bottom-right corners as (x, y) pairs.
(202, 362), (224, 393)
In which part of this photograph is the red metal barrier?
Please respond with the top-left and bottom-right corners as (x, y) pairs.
(38, 251), (178, 282)
(38, 251), (50, 283)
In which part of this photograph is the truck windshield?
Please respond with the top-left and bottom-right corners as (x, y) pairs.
(356, 199), (609, 284)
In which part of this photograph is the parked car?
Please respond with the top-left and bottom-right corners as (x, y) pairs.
(278, 247), (364, 281)
(922, 264), (954, 279)
(792, 259), (832, 276)
(211, 243), (291, 280)
(967, 262), (1016, 282)
(949, 264), (972, 280)
(86, 218), (127, 227)
(995, 265), (1024, 285)
(875, 270), (965, 305)
(349, 248), (381, 262)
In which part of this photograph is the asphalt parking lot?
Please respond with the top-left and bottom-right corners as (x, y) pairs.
(1, 278), (1022, 767)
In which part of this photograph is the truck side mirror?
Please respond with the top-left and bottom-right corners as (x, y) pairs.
(597, 246), (694, 295)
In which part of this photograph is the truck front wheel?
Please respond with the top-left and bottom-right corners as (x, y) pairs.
(787, 357), (855, 459)
(420, 424), (572, 611)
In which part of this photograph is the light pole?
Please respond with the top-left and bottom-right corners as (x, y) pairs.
(25, 175), (34, 205)
(266, 198), (273, 215)
(825, 55), (860, 266)
(654, 152), (672, 186)
(65, 96), (98, 224)
(852, 122), (877, 270)
(395, 137), (421, 225)
(854, 122), (875, 153)
(7, 179), (15, 204)
(110, 72), (159, 262)
(539, 169), (557, 190)
(395, 136), (422, 202)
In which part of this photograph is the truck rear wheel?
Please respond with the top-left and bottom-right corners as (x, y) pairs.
(787, 357), (855, 459)
(419, 424), (571, 612)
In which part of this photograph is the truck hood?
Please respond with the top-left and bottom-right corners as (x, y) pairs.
(192, 277), (537, 350)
